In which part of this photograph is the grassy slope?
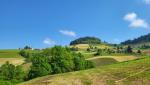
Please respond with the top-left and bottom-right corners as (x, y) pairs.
(19, 56), (150, 85)
(0, 49), (24, 65)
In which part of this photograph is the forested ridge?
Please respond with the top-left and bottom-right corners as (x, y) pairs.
(121, 33), (150, 45)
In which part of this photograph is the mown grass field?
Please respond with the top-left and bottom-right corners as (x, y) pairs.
(87, 56), (138, 67)
(87, 56), (138, 62)
(0, 49), (25, 65)
(18, 56), (150, 85)
(0, 49), (22, 58)
(89, 58), (118, 67)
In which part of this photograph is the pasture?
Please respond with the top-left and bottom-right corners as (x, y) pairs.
(87, 55), (138, 67)
(0, 49), (25, 65)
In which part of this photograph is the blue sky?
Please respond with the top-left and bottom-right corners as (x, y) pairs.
(0, 0), (150, 49)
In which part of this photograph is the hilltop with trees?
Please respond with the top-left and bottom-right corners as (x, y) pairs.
(70, 36), (101, 45)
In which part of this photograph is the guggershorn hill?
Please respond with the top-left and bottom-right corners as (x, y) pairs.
(70, 36), (102, 45)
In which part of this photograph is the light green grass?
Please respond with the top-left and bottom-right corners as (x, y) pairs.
(0, 49), (25, 65)
(0, 49), (22, 58)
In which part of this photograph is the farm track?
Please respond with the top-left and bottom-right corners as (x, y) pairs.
(115, 67), (150, 83)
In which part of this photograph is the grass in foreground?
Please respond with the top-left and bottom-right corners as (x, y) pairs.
(18, 56), (150, 85)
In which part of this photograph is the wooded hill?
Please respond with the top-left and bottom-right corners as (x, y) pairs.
(70, 36), (101, 45)
(121, 33), (150, 45)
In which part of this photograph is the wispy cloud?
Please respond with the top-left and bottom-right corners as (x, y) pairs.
(143, 0), (150, 4)
(43, 38), (55, 45)
(124, 12), (149, 29)
(59, 30), (76, 37)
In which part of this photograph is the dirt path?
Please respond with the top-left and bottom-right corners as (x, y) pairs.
(115, 67), (150, 83)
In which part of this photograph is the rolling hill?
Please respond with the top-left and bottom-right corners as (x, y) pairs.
(18, 56), (150, 85)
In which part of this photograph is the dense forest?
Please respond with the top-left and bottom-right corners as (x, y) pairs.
(121, 33), (150, 45)
(70, 36), (101, 45)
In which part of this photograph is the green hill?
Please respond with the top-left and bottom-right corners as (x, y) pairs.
(18, 56), (150, 85)
(70, 36), (101, 45)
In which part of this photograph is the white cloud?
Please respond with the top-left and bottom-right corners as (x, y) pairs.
(124, 12), (137, 22)
(59, 30), (76, 37)
(143, 0), (150, 4)
(43, 38), (55, 45)
(124, 12), (149, 29)
(130, 19), (149, 28)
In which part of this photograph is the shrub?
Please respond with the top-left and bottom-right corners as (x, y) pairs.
(94, 49), (103, 56)
(0, 62), (24, 82)
(28, 55), (52, 79)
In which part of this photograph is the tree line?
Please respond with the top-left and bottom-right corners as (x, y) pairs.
(121, 33), (150, 45)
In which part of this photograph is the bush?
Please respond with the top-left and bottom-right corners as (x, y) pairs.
(126, 46), (133, 53)
(19, 50), (30, 58)
(73, 53), (94, 70)
(137, 50), (142, 54)
(48, 46), (75, 73)
(28, 54), (52, 79)
(0, 62), (24, 82)
(95, 49), (103, 56)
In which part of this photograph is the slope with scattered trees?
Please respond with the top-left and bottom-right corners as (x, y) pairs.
(121, 33), (150, 45)
(18, 56), (150, 85)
